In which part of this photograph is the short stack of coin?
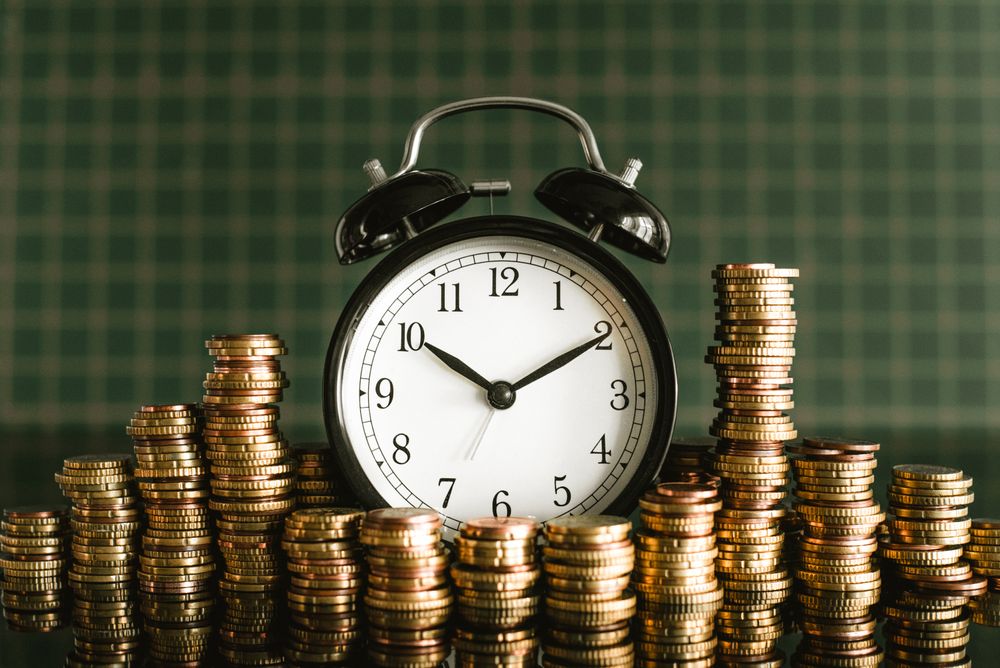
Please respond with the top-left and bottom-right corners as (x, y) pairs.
(217, 590), (285, 667)
(542, 515), (635, 667)
(127, 403), (215, 664)
(788, 437), (884, 667)
(56, 454), (142, 665)
(657, 436), (718, 484)
(882, 585), (982, 667)
(361, 508), (452, 666)
(705, 263), (798, 665)
(632, 483), (723, 667)
(881, 465), (975, 580)
(281, 507), (365, 665)
(203, 334), (294, 665)
(451, 517), (541, 666)
(969, 590), (1000, 627)
(292, 443), (355, 508)
(880, 463), (984, 666)
(203, 333), (289, 406)
(0, 506), (71, 632)
(966, 518), (1000, 626)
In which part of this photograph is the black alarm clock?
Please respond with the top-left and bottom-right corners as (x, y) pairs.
(324, 97), (676, 538)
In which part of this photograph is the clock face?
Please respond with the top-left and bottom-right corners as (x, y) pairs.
(330, 222), (671, 538)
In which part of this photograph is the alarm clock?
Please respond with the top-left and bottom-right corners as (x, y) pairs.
(324, 97), (677, 538)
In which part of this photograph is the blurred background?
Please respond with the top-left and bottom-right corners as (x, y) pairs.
(1, 0), (998, 662)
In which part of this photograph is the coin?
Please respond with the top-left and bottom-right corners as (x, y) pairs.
(0, 505), (70, 633)
(632, 483), (721, 662)
(199, 335), (292, 661)
(362, 509), (452, 663)
(291, 443), (356, 508)
(57, 453), (141, 661)
(453, 516), (538, 655)
(706, 265), (801, 660)
(540, 514), (635, 662)
(880, 463), (978, 661)
(281, 508), (364, 659)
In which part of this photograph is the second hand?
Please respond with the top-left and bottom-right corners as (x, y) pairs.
(466, 408), (497, 462)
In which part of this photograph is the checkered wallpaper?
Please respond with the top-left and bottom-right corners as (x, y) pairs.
(2, 2), (1000, 661)
(1, 1), (998, 438)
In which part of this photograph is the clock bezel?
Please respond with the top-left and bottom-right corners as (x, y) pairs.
(323, 215), (677, 522)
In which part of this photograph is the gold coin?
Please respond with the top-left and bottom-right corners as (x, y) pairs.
(545, 515), (631, 539)
(893, 464), (964, 482)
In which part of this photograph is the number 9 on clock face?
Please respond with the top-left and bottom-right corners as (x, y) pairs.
(325, 217), (676, 539)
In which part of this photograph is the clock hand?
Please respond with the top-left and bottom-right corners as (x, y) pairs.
(424, 342), (492, 392)
(511, 331), (611, 392)
(466, 408), (496, 461)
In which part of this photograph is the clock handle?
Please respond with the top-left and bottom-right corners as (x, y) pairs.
(390, 97), (617, 181)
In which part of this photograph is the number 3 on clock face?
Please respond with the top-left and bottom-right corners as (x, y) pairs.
(325, 217), (676, 539)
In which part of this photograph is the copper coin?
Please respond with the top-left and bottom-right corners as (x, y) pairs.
(654, 482), (718, 500)
(462, 517), (540, 541)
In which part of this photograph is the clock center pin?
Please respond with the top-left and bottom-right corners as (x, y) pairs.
(487, 381), (516, 410)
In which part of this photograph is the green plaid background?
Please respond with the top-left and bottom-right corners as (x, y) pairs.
(2, 0), (999, 661)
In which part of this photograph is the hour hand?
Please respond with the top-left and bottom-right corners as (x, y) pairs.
(424, 342), (492, 392)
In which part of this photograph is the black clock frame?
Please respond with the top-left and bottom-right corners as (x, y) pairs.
(323, 215), (677, 521)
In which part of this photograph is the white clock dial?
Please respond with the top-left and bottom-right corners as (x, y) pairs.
(338, 235), (659, 537)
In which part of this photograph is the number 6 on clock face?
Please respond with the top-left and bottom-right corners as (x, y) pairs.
(325, 217), (676, 539)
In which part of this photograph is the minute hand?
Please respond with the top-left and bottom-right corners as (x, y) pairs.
(511, 332), (611, 392)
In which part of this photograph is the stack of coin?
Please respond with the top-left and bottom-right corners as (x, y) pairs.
(657, 436), (718, 484)
(542, 515), (635, 667)
(56, 454), (142, 665)
(0, 506), (70, 632)
(881, 465), (975, 580)
(970, 590), (1000, 627)
(451, 517), (541, 666)
(882, 586), (982, 667)
(966, 518), (1000, 626)
(282, 507), (365, 665)
(292, 443), (355, 508)
(788, 437), (884, 666)
(880, 463), (985, 666)
(203, 333), (290, 406)
(632, 483), (723, 666)
(217, 590), (284, 667)
(705, 263), (798, 665)
(127, 403), (215, 664)
(203, 334), (294, 665)
(361, 508), (452, 666)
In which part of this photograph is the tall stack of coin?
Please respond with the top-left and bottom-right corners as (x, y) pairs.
(1, 506), (71, 632)
(56, 454), (141, 665)
(633, 483), (723, 666)
(657, 436), (718, 484)
(128, 403), (215, 664)
(705, 263), (798, 665)
(542, 515), (635, 667)
(361, 508), (452, 666)
(452, 517), (541, 665)
(879, 463), (984, 666)
(292, 443), (355, 508)
(966, 518), (1000, 626)
(788, 437), (884, 666)
(282, 508), (365, 665)
(202, 334), (294, 665)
